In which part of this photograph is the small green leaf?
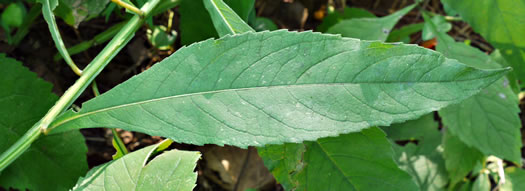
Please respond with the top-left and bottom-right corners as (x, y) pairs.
(443, 131), (484, 185)
(146, 25), (177, 50)
(38, 0), (80, 75)
(387, 114), (448, 191)
(425, 14), (523, 163)
(258, 127), (418, 191)
(72, 141), (200, 191)
(381, 114), (437, 142)
(222, 0), (254, 21)
(326, 4), (415, 41)
(50, 30), (508, 148)
(441, 0), (525, 85)
(1, 2), (26, 27)
(203, 0), (255, 36)
(502, 167), (525, 191)
(386, 23), (424, 43)
(179, 0), (254, 45)
(252, 17), (277, 31)
(0, 54), (88, 191)
(316, 7), (376, 33)
(473, 173), (491, 191)
(422, 14), (451, 41)
(54, 0), (110, 27)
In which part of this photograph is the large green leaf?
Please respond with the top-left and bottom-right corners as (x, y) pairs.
(425, 14), (523, 163)
(441, 0), (525, 84)
(442, 132), (484, 185)
(203, 0), (254, 37)
(316, 7), (376, 33)
(258, 127), (418, 191)
(72, 141), (200, 191)
(50, 30), (508, 147)
(0, 54), (88, 191)
(326, 4), (415, 41)
(502, 167), (525, 191)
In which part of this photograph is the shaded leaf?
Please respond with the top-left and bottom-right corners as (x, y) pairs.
(56, 0), (110, 27)
(0, 54), (88, 191)
(50, 30), (508, 148)
(326, 4), (415, 41)
(442, 131), (484, 185)
(393, 143), (448, 191)
(204, 0), (254, 37)
(72, 141), (200, 191)
(258, 127), (418, 191)
(37, 0), (78, 75)
(502, 167), (525, 191)
(316, 7), (376, 33)
(179, 0), (254, 45)
(422, 15), (451, 41)
(441, 0), (525, 84)
(222, 0), (254, 21)
(252, 17), (277, 32)
(472, 173), (491, 191)
(386, 23), (424, 43)
(388, 114), (448, 191)
(381, 114), (437, 142)
(425, 14), (523, 163)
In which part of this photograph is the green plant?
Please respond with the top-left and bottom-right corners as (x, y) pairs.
(1, 0), (524, 190)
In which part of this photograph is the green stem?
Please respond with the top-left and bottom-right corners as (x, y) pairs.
(91, 82), (129, 156)
(54, 21), (127, 61)
(111, 129), (129, 156)
(0, 122), (41, 172)
(0, 0), (161, 172)
(111, 0), (144, 16)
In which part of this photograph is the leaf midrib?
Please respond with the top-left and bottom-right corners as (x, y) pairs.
(210, 0), (235, 34)
(51, 76), (495, 129)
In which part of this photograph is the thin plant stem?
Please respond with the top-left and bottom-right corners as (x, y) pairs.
(0, 0), (161, 172)
(54, 21), (127, 61)
(111, 0), (144, 16)
(91, 81), (129, 156)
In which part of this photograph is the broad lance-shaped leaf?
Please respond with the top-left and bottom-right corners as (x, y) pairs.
(0, 54), (88, 191)
(441, 0), (525, 84)
(72, 141), (200, 190)
(258, 127), (418, 191)
(326, 4), (415, 41)
(204, 0), (254, 36)
(424, 13), (523, 163)
(50, 30), (508, 147)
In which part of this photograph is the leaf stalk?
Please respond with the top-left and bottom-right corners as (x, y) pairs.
(111, 0), (144, 16)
